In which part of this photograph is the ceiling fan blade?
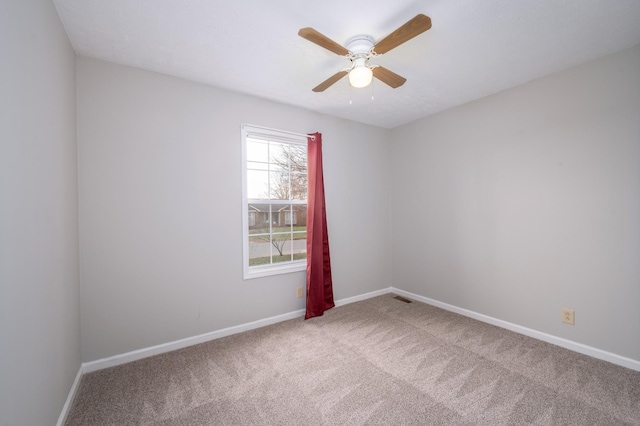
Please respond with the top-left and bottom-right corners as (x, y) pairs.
(372, 66), (406, 88)
(312, 71), (348, 92)
(373, 14), (432, 55)
(298, 28), (350, 56)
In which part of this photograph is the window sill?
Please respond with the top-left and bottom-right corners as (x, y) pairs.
(243, 261), (306, 280)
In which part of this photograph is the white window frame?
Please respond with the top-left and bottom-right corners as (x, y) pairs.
(241, 124), (308, 279)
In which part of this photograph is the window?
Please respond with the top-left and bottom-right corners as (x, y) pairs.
(284, 210), (296, 225)
(242, 124), (308, 279)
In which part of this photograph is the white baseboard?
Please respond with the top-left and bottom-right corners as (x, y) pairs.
(77, 284), (639, 375)
(82, 288), (392, 373)
(56, 366), (83, 426)
(334, 288), (391, 307)
(83, 308), (305, 373)
(390, 287), (640, 372)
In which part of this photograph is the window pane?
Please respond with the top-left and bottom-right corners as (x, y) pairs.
(249, 235), (272, 266)
(291, 228), (306, 261)
(247, 139), (268, 163)
(290, 172), (308, 200)
(291, 204), (307, 259)
(270, 171), (290, 200)
(292, 204), (307, 228)
(269, 142), (287, 166)
(271, 233), (292, 264)
(247, 170), (268, 199)
(248, 204), (270, 234)
(270, 202), (289, 228)
(289, 144), (307, 168)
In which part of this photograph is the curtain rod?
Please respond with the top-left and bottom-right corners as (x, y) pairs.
(242, 123), (316, 140)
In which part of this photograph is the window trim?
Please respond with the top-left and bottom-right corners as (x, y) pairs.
(241, 124), (308, 280)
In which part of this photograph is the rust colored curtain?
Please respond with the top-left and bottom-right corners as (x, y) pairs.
(305, 132), (334, 319)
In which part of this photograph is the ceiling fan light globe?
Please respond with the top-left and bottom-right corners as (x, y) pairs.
(349, 66), (373, 88)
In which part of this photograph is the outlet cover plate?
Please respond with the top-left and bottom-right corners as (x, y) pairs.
(562, 308), (575, 325)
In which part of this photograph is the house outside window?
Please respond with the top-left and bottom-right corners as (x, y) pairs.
(241, 124), (308, 279)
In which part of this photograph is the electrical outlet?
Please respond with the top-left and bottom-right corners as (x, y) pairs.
(562, 308), (575, 325)
(296, 286), (304, 298)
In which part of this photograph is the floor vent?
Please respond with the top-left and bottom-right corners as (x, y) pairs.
(393, 295), (412, 303)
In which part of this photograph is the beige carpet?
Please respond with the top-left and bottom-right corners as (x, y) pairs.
(66, 294), (640, 425)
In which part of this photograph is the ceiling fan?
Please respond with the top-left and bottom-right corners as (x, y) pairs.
(298, 14), (432, 92)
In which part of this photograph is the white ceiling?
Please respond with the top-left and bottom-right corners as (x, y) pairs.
(53, 0), (640, 129)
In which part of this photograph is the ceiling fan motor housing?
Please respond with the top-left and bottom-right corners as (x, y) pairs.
(346, 35), (375, 56)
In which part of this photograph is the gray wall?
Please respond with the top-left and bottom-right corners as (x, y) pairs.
(76, 57), (391, 362)
(389, 45), (640, 361)
(0, 0), (80, 425)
